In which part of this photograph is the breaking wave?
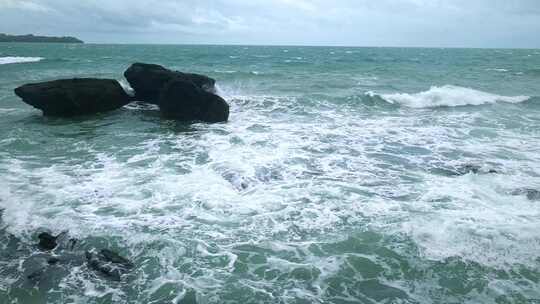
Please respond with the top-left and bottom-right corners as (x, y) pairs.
(0, 56), (44, 65)
(367, 85), (530, 108)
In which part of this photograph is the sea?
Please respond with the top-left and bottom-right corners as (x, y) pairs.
(0, 43), (539, 304)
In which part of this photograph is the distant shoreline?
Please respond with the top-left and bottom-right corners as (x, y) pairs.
(0, 33), (83, 44)
(1, 39), (539, 50)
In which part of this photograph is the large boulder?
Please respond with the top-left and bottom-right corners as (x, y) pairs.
(159, 79), (229, 123)
(14, 78), (131, 116)
(124, 63), (216, 103)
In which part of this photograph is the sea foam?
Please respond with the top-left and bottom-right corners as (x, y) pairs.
(368, 85), (530, 108)
(0, 56), (44, 65)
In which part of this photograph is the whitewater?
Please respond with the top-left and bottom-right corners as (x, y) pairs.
(0, 56), (44, 65)
(0, 44), (539, 304)
(368, 85), (530, 108)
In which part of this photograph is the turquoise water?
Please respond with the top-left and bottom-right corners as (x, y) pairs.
(1, 43), (540, 304)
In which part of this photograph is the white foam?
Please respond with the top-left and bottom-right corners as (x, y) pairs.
(402, 173), (540, 267)
(486, 68), (509, 72)
(0, 56), (44, 65)
(1, 84), (540, 300)
(118, 79), (135, 97)
(371, 85), (530, 108)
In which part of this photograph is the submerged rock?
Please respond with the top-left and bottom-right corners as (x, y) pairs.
(511, 188), (540, 201)
(431, 164), (499, 176)
(23, 252), (80, 290)
(159, 79), (229, 123)
(124, 62), (216, 103)
(85, 249), (133, 281)
(454, 164), (498, 175)
(47, 257), (61, 265)
(37, 232), (59, 251)
(14, 78), (132, 116)
(100, 249), (134, 267)
(23, 253), (66, 281)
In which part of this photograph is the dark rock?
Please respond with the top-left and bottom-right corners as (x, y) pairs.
(37, 231), (72, 251)
(47, 257), (61, 265)
(455, 164), (498, 175)
(527, 190), (540, 201)
(38, 232), (58, 251)
(14, 78), (132, 116)
(85, 249), (133, 281)
(124, 63), (216, 103)
(511, 188), (540, 201)
(159, 79), (229, 123)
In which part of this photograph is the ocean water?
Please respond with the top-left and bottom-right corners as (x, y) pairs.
(1, 43), (540, 304)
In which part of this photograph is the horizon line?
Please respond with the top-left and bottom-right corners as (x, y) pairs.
(28, 41), (540, 50)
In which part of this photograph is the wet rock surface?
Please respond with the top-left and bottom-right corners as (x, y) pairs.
(14, 63), (229, 123)
(124, 62), (216, 103)
(14, 78), (132, 116)
(85, 249), (133, 281)
(37, 232), (59, 251)
(158, 78), (229, 122)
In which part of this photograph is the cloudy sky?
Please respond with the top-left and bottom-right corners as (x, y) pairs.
(1, 0), (539, 47)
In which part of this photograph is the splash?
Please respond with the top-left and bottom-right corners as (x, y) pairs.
(0, 56), (44, 65)
(368, 85), (530, 108)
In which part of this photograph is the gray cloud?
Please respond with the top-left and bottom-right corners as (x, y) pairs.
(0, 0), (539, 47)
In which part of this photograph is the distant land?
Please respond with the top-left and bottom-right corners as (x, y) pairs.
(0, 33), (83, 43)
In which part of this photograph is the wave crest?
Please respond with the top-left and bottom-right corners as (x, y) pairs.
(0, 56), (44, 65)
(367, 85), (530, 108)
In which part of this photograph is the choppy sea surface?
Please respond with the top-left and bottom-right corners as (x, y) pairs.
(1, 43), (540, 304)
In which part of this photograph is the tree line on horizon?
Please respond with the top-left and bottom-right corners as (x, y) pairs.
(0, 33), (83, 43)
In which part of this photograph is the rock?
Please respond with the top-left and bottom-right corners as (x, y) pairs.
(527, 190), (540, 201)
(431, 164), (499, 176)
(23, 253), (55, 280)
(511, 188), (540, 201)
(14, 78), (132, 116)
(27, 268), (46, 281)
(124, 63), (216, 103)
(159, 79), (229, 122)
(455, 164), (498, 175)
(23, 253), (75, 288)
(37, 231), (73, 251)
(123, 63), (228, 122)
(38, 232), (58, 251)
(85, 249), (133, 281)
(100, 249), (134, 268)
(47, 257), (61, 265)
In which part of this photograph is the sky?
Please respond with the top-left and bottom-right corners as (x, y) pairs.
(1, 0), (540, 48)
